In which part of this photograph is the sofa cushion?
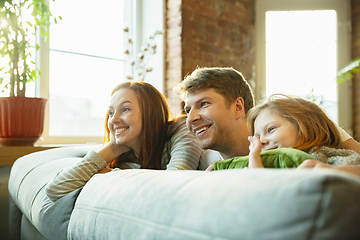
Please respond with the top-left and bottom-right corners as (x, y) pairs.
(68, 168), (360, 240)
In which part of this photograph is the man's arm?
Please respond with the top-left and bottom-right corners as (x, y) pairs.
(343, 138), (360, 154)
(337, 126), (360, 153)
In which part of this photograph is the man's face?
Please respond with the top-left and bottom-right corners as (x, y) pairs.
(184, 88), (237, 151)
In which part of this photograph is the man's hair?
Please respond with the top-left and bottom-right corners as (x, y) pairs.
(247, 94), (342, 151)
(174, 67), (255, 113)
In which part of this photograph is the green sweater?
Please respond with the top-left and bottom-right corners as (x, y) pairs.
(213, 148), (316, 170)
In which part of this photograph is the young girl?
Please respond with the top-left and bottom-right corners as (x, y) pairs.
(211, 94), (360, 170)
(46, 81), (203, 202)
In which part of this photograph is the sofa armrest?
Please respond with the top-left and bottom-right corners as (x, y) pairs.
(8, 144), (102, 239)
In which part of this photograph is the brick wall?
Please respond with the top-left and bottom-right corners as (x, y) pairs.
(165, 0), (255, 116)
(352, 0), (360, 140)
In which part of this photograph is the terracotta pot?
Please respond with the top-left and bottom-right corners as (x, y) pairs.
(0, 97), (48, 146)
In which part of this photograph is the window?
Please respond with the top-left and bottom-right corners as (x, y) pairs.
(256, 0), (352, 135)
(266, 10), (337, 120)
(48, 0), (126, 138)
(35, 0), (164, 145)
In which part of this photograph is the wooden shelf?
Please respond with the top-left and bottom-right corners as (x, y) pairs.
(0, 146), (58, 166)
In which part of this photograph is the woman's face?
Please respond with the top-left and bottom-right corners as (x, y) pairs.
(254, 108), (299, 151)
(108, 88), (142, 156)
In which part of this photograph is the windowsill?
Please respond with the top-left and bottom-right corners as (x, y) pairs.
(0, 146), (59, 166)
(0, 143), (102, 166)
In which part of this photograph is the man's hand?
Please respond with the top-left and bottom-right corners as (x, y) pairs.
(297, 159), (332, 169)
(205, 160), (221, 171)
(297, 159), (360, 178)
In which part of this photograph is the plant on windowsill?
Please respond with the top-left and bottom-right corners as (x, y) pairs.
(306, 57), (360, 107)
(0, 0), (59, 146)
(336, 56), (360, 83)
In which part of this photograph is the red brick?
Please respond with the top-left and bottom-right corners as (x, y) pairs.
(165, 0), (256, 114)
(167, 36), (181, 48)
(166, 46), (182, 59)
(165, 68), (182, 80)
(167, 0), (182, 9)
(167, 26), (182, 39)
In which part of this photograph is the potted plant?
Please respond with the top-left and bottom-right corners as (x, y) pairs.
(0, 0), (57, 146)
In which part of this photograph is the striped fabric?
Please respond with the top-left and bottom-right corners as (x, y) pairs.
(45, 118), (202, 201)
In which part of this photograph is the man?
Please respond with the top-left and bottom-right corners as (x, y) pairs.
(174, 67), (254, 169)
(175, 66), (360, 175)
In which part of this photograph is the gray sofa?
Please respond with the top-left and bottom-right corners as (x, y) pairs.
(8, 144), (360, 240)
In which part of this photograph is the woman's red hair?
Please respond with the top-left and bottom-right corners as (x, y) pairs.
(104, 81), (173, 169)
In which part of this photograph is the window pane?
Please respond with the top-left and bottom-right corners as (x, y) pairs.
(49, 0), (125, 136)
(265, 10), (337, 122)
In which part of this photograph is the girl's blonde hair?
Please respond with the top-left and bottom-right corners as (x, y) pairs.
(247, 94), (342, 152)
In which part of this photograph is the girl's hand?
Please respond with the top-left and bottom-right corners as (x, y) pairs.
(248, 136), (262, 155)
(248, 136), (264, 168)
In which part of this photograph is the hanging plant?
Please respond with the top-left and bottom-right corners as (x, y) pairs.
(122, 26), (163, 81)
(336, 56), (360, 83)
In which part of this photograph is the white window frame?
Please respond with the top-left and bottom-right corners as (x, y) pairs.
(255, 0), (353, 135)
(35, 0), (164, 145)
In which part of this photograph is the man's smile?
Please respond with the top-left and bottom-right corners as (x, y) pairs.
(193, 124), (212, 137)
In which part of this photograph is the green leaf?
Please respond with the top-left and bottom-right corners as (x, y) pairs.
(1, 0), (57, 96)
(336, 56), (360, 83)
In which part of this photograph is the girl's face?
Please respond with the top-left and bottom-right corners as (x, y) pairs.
(108, 88), (142, 156)
(254, 108), (299, 151)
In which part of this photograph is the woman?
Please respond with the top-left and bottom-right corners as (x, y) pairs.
(46, 81), (203, 201)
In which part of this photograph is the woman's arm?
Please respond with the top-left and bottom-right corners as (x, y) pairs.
(45, 150), (108, 202)
(165, 118), (203, 170)
(46, 142), (130, 202)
